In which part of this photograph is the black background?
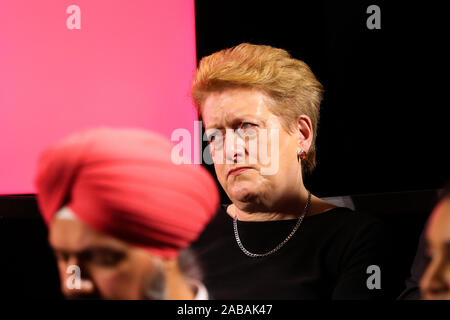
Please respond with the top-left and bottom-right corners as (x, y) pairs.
(195, 0), (448, 201)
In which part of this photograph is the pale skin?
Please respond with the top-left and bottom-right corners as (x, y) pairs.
(202, 87), (336, 222)
(420, 198), (450, 300)
(49, 216), (194, 300)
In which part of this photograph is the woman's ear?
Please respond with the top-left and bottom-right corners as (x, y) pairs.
(296, 115), (313, 151)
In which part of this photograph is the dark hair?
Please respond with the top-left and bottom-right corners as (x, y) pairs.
(437, 179), (450, 202)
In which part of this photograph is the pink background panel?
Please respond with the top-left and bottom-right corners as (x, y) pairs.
(0, 0), (197, 194)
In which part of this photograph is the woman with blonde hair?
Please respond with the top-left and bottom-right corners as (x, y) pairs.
(190, 43), (389, 299)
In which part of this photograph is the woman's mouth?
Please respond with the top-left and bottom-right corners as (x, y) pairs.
(228, 166), (253, 177)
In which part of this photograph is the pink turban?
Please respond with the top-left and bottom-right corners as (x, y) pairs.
(35, 127), (219, 258)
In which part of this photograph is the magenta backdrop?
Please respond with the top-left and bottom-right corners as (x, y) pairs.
(0, 1), (197, 194)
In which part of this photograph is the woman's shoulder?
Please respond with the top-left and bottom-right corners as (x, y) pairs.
(307, 205), (379, 221)
(304, 206), (386, 237)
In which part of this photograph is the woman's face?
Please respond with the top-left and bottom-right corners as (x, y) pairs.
(202, 88), (310, 210)
(420, 199), (450, 300)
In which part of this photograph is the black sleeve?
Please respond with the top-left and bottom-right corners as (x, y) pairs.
(397, 229), (429, 300)
(332, 217), (390, 300)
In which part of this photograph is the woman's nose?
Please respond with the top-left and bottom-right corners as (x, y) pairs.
(224, 130), (246, 163)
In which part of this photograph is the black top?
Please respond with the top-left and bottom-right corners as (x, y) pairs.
(190, 205), (390, 299)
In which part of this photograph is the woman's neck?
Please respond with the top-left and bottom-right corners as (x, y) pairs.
(227, 189), (337, 222)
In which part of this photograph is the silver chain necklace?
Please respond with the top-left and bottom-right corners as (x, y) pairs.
(233, 190), (312, 258)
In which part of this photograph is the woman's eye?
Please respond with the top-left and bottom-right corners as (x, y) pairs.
(425, 247), (433, 259)
(237, 122), (257, 137)
(241, 122), (256, 130)
(206, 130), (222, 144)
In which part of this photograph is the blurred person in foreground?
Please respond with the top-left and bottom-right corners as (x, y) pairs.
(35, 127), (219, 299)
(189, 43), (391, 299)
(398, 181), (450, 300)
(421, 184), (450, 300)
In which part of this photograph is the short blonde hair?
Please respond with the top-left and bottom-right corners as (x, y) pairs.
(191, 43), (323, 173)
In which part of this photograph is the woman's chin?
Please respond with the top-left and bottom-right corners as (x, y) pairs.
(228, 184), (257, 202)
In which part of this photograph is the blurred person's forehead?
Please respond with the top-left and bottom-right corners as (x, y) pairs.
(49, 209), (129, 253)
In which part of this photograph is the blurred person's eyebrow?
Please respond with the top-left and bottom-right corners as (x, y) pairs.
(52, 245), (125, 254)
(82, 246), (126, 253)
(52, 247), (74, 254)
